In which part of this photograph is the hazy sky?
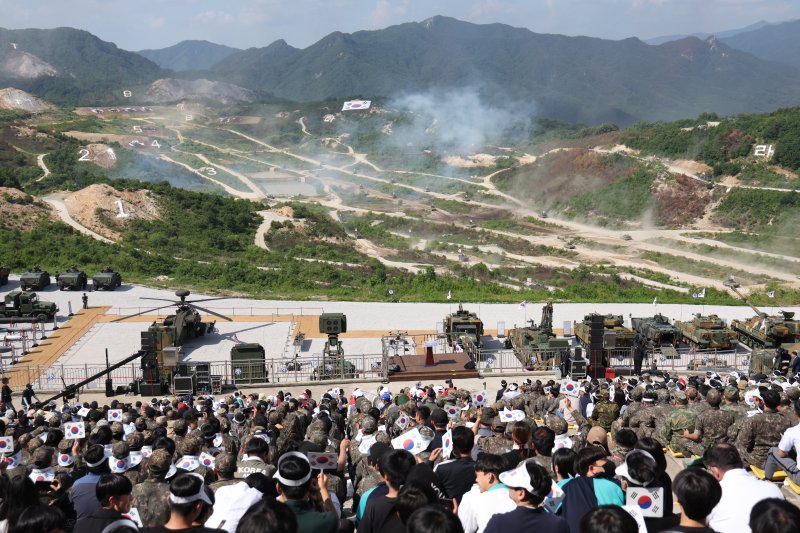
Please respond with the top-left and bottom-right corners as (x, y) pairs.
(3, 0), (799, 51)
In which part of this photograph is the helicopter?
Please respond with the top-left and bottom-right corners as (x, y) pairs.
(112, 289), (232, 369)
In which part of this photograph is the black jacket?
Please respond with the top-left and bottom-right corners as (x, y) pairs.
(73, 508), (138, 533)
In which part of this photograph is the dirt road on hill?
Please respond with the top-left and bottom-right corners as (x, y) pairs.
(43, 193), (114, 244)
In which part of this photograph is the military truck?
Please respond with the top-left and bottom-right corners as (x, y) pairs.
(92, 266), (122, 290)
(443, 304), (484, 349)
(674, 314), (736, 350)
(56, 266), (88, 291)
(0, 268), (8, 286)
(0, 290), (58, 322)
(230, 343), (268, 384)
(574, 314), (635, 349)
(19, 266), (50, 291)
(505, 301), (570, 369)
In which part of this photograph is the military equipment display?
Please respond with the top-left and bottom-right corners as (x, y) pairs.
(674, 314), (736, 350)
(0, 290), (58, 322)
(443, 304), (484, 349)
(631, 314), (680, 348)
(230, 343), (267, 384)
(726, 283), (800, 349)
(504, 300), (570, 369)
(574, 314), (635, 349)
(19, 266), (50, 291)
(92, 266), (122, 290)
(56, 265), (88, 291)
(112, 289), (232, 374)
(0, 267), (8, 286)
(316, 313), (357, 380)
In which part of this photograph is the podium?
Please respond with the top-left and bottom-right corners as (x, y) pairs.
(425, 346), (435, 366)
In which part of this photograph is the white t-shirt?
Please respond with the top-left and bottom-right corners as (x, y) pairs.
(458, 483), (517, 533)
(707, 469), (784, 533)
(777, 422), (800, 455)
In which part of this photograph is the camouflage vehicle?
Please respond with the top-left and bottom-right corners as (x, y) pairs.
(315, 313), (358, 380)
(0, 290), (58, 322)
(56, 265), (88, 291)
(731, 311), (800, 349)
(631, 314), (680, 348)
(230, 343), (268, 384)
(443, 304), (484, 349)
(747, 348), (780, 375)
(687, 356), (733, 371)
(19, 266), (50, 291)
(574, 314), (635, 349)
(0, 267), (8, 286)
(92, 266), (122, 290)
(505, 301), (570, 369)
(674, 314), (736, 350)
(727, 285), (800, 349)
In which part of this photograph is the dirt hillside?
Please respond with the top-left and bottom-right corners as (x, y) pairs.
(63, 184), (161, 240)
(0, 88), (52, 113)
(0, 187), (57, 231)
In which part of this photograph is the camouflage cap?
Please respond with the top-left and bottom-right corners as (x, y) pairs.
(598, 389), (610, 399)
(173, 419), (187, 433)
(268, 412), (281, 425)
(545, 415), (568, 434)
(112, 441), (130, 459)
(57, 438), (72, 452)
(674, 391), (688, 403)
(32, 446), (54, 468)
(147, 449), (172, 475)
(215, 453), (237, 474)
(786, 387), (800, 401)
(361, 416), (378, 434)
(181, 436), (202, 456)
(723, 387), (739, 402)
(491, 416), (506, 431)
(110, 422), (124, 437)
(309, 430), (328, 448)
(125, 432), (144, 450)
(657, 389), (670, 402)
(630, 388), (643, 401)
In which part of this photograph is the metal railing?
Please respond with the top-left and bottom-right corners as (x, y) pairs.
(19, 352), (387, 392)
(107, 306), (324, 317)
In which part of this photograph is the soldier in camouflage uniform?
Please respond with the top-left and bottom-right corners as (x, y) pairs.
(652, 389), (675, 445)
(735, 389), (791, 469)
(171, 418), (187, 455)
(673, 389), (734, 457)
(589, 389), (620, 432)
(475, 417), (514, 455)
(721, 387), (748, 443)
(177, 435), (216, 484)
(618, 388), (644, 430)
(209, 453), (240, 492)
(131, 449), (172, 528)
(660, 391), (697, 450)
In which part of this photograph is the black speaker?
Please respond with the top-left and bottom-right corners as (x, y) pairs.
(464, 361), (476, 370)
(140, 383), (161, 396)
(105, 378), (114, 397)
(141, 331), (156, 351)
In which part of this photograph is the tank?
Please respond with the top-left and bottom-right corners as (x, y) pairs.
(674, 314), (737, 350)
(574, 314), (635, 349)
(92, 266), (122, 290)
(731, 311), (800, 349)
(443, 304), (484, 349)
(505, 301), (570, 368)
(631, 314), (680, 347)
(57, 265), (88, 291)
(20, 266), (50, 291)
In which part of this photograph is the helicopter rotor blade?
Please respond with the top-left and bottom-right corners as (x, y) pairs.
(139, 297), (179, 303)
(111, 303), (177, 323)
(185, 297), (230, 304)
(192, 305), (233, 322)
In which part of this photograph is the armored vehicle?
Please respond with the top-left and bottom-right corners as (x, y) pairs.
(443, 304), (484, 349)
(0, 290), (58, 322)
(20, 266), (50, 291)
(631, 314), (680, 348)
(674, 314), (736, 350)
(726, 284), (800, 349)
(0, 267), (8, 286)
(574, 314), (635, 349)
(56, 265), (88, 291)
(315, 313), (357, 380)
(505, 301), (570, 369)
(92, 266), (122, 290)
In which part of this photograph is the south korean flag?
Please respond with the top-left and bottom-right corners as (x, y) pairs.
(471, 391), (487, 406)
(626, 487), (664, 518)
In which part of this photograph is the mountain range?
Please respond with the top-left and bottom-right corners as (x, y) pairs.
(1, 18), (800, 124)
